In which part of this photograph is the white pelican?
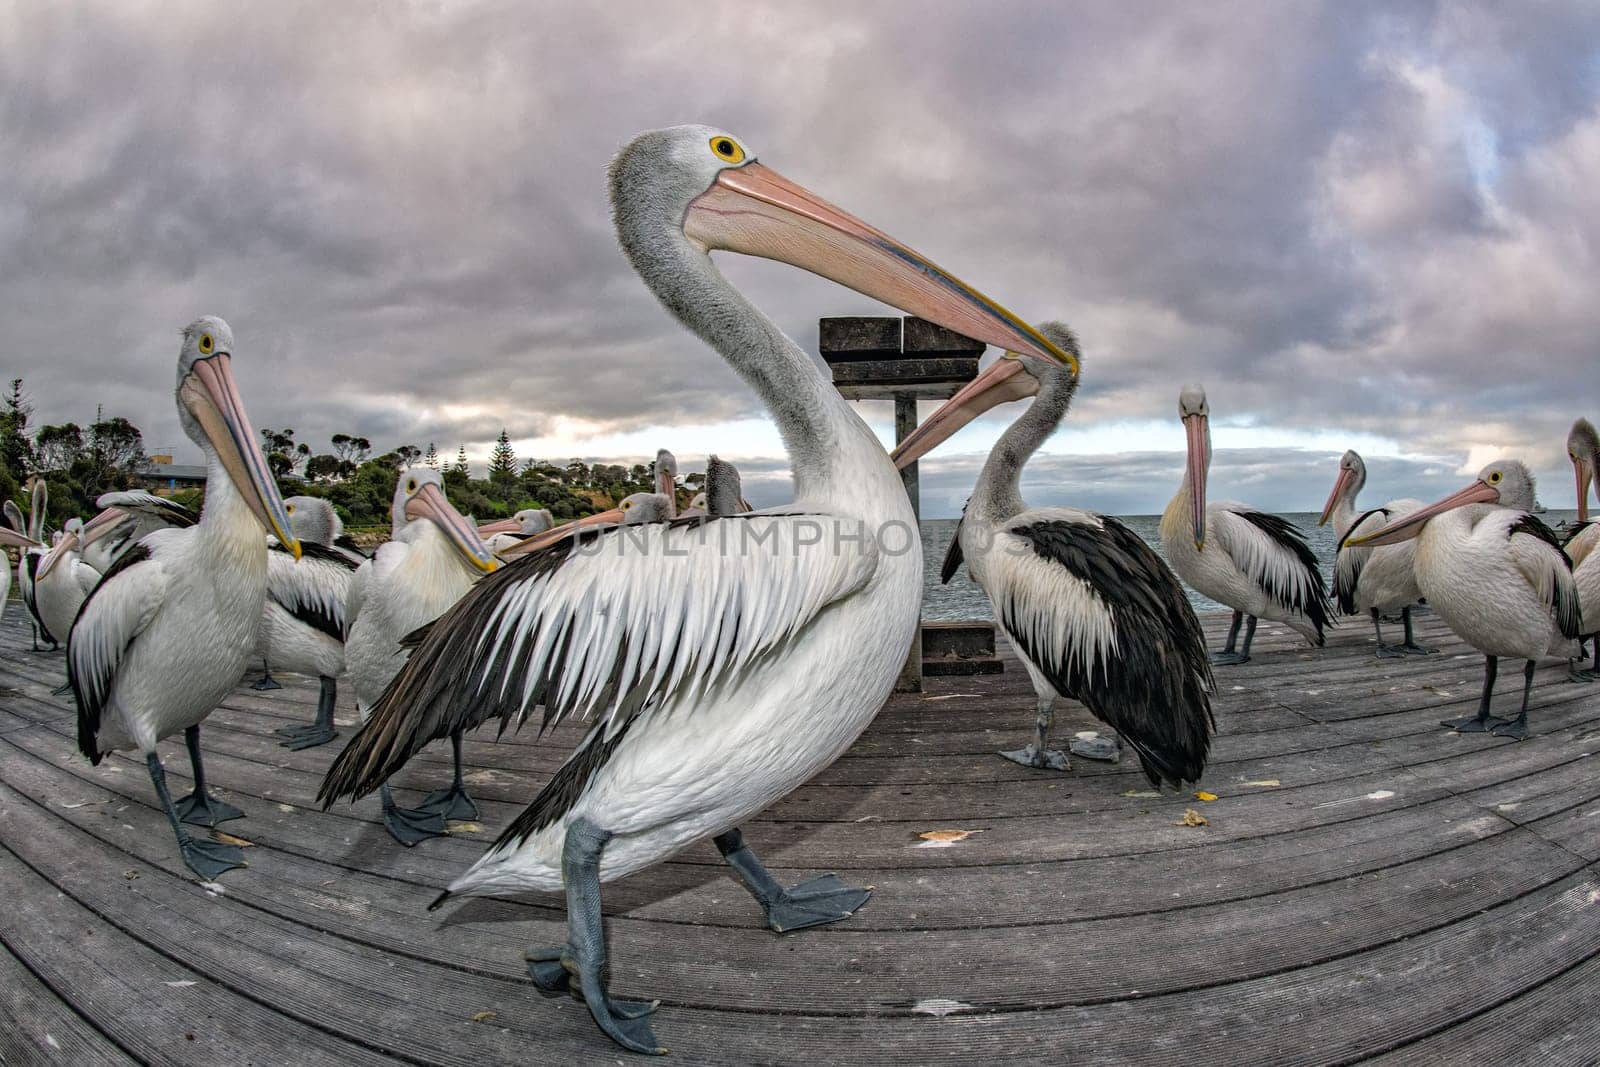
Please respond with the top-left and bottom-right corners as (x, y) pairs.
(256, 496), (364, 750)
(1160, 385), (1332, 664)
(15, 478), (55, 650)
(68, 317), (300, 880)
(339, 468), (498, 844)
(893, 323), (1213, 779)
(35, 517), (102, 654)
(478, 507), (555, 560)
(0, 521), (36, 622)
(320, 125), (1077, 1055)
(1318, 450), (1433, 657)
(82, 490), (199, 574)
(1350, 459), (1581, 738)
(1564, 418), (1599, 680)
(683, 455), (753, 517)
(654, 448), (679, 517)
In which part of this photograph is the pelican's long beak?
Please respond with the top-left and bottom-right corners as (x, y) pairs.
(1349, 479), (1500, 548)
(0, 527), (39, 551)
(1186, 413), (1209, 549)
(498, 507), (627, 559)
(405, 483), (498, 572)
(37, 529), (79, 580)
(180, 354), (300, 559)
(81, 506), (130, 544)
(889, 356), (1038, 470)
(686, 159), (1075, 392)
(476, 516), (522, 538)
(1319, 467), (1354, 526)
(1576, 456), (1593, 525)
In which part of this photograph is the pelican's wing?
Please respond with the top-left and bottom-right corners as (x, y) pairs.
(1562, 521), (1598, 568)
(1333, 506), (1391, 614)
(22, 551), (55, 644)
(319, 510), (878, 805)
(332, 534), (370, 562)
(67, 539), (170, 764)
(995, 510), (1214, 787)
(1505, 514), (1582, 639)
(940, 512), (967, 584)
(1211, 504), (1332, 631)
(95, 489), (197, 528)
(342, 554), (382, 640)
(267, 541), (359, 642)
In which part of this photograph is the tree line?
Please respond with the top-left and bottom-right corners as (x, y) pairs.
(0, 379), (149, 525)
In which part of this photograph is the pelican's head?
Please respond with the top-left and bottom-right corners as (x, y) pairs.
(1178, 384), (1211, 549)
(891, 322), (1081, 469)
(174, 317), (299, 557)
(1569, 418), (1598, 523)
(285, 496), (341, 547)
(37, 517), (86, 580)
(1319, 449), (1367, 526)
(1351, 458), (1536, 548)
(612, 125), (1076, 432)
(476, 506), (555, 539)
(705, 455), (751, 517)
(620, 492), (674, 525)
(652, 448), (679, 518)
(391, 468), (498, 573)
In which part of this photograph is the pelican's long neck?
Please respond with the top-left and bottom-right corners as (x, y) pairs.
(623, 224), (902, 516)
(971, 371), (1071, 525)
(1330, 465), (1365, 536)
(195, 444), (266, 567)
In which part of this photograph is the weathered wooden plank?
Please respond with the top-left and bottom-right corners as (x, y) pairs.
(0, 939), (134, 1067)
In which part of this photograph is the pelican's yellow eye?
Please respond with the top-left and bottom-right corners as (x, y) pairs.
(406, 479), (417, 493)
(1489, 471), (1502, 484)
(198, 334), (214, 355)
(710, 136), (744, 164)
(286, 504), (295, 514)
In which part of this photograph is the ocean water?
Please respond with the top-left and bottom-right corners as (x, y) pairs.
(920, 510), (1582, 620)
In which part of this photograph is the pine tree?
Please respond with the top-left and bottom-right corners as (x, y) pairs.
(488, 429), (517, 486)
(424, 442), (439, 470)
(0, 378), (34, 475)
(452, 445), (470, 475)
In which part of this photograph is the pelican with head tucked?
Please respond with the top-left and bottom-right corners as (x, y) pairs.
(15, 477), (55, 650)
(1319, 450), (1434, 657)
(894, 323), (1213, 780)
(1160, 385), (1332, 664)
(320, 125), (1075, 1055)
(1563, 418), (1599, 680)
(1351, 459), (1580, 738)
(68, 317), (300, 880)
(339, 468), (498, 844)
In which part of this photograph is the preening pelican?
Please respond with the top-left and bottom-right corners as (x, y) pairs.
(893, 323), (1213, 780)
(1564, 418), (1599, 680)
(68, 317), (300, 880)
(35, 518), (102, 655)
(1160, 385), (1332, 664)
(320, 125), (1076, 1055)
(16, 478), (55, 650)
(257, 496), (363, 750)
(339, 468), (498, 844)
(1319, 450), (1433, 657)
(1351, 459), (1580, 738)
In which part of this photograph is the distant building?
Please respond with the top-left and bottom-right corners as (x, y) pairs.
(138, 458), (207, 492)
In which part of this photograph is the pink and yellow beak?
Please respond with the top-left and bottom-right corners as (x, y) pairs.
(1319, 466), (1354, 527)
(890, 355), (1041, 470)
(498, 506), (627, 560)
(179, 353), (299, 559)
(1575, 456), (1593, 525)
(1185, 413), (1209, 550)
(37, 528), (79, 580)
(1348, 479), (1501, 549)
(0, 527), (39, 553)
(475, 516), (523, 538)
(683, 160), (1076, 470)
(404, 483), (498, 573)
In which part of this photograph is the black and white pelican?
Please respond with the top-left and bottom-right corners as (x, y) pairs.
(319, 125), (1076, 1055)
(892, 324), (1213, 780)
(1350, 459), (1581, 738)
(1318, 450), (1433, 657)
(68, 317), (300, 880)
(1160, 385), (1332, 664)
(15, 478), (56, 650)
(81, 490), (199, 574)
(35, 517), (102, 653)
(339, 468), (498, 844)
(1563, 418), (1598, 680)
(256, 496), (364, 750)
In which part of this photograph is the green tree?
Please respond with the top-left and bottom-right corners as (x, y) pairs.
(34, 423), (83, 473)
(261, 428), (309, 479)
(424, 442), (440, 470)
(0, 379), (34, 475)
(451, 445), (470, 475)
(330, 433), (371, 466)
(488, 429), (517, 490)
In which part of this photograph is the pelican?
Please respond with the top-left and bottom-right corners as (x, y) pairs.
(1564, 418), (1599, 681)
(683, 456), (752, 517)
(15, 478), (55, 650)
(83, 490), (198, 575)
(1318, 450), (1433, 657)
(654, 448), (679, 517)
(0, 520), (35, 621)
(1350, 459), (1580, 738)
(35, 518), (102, 654)
(68, 317), (300, 880)
(319, 125), (1076, 1054)
(339, 468), (498, 844)
(893, 323), (1213, 778)
(478, 507), (556, 560)
(257, 496), (364, 750)
(1160, 385), (1332, 664)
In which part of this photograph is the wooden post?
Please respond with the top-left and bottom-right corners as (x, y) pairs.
(893, 393), (922, 692)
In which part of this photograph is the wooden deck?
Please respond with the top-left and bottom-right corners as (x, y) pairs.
(2, 607), (1599, 1065)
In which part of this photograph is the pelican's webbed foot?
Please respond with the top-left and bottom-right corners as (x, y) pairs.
(1208, 650), (1250, 666)
(276, 676), (341, 750)
(175, 790), (244, 826)
(1375, 643), (1406, 659)
(417, 784), (480, 822)
(379, 783), (447, 846)
(1491, 715), (1530, 740)
(1441, 713), (1503, 733)
(999, 742), (1071, 771)
(250, 672), (282, 692)
(181, 836), (247, 880)
(714, 827), (871, 933)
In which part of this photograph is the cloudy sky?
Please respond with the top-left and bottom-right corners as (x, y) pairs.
(3, 2), (1597, 516)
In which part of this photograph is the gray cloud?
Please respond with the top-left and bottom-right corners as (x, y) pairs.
(1, 1), (1596, 514)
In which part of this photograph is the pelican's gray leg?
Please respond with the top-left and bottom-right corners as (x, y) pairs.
(173, 726), (244, 826)
(1444, 655), (1505, 732)
(1211, 611), (1253, 665)
(148, 752), (244, 880)
(1372, 609), (1403, 658)
(379, 781), (447, 846)
(250, 658), (282, 691)
(1399, 607), (1437, 655)
(1492, 660), (1537, 740)
(1000, 696), (1070, 771)
(525, 819), (664, 1055)
(276, 675), (341, 749)
(417, 731), (480, 821)
(712, 827), (872, 933)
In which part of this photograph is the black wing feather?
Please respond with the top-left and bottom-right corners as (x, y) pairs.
(1005, 517), (1215, 788)
(1237, 509), (1333, 637)
(22, 551), (55, 644)
(67, 542), (152, 764)
(940, 513), (966, 584)
(1509, 514), (1582, 639)
(1332, 507), (1390, 615)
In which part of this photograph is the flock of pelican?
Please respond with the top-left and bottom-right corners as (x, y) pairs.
(6, 125), (1597, 1056)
